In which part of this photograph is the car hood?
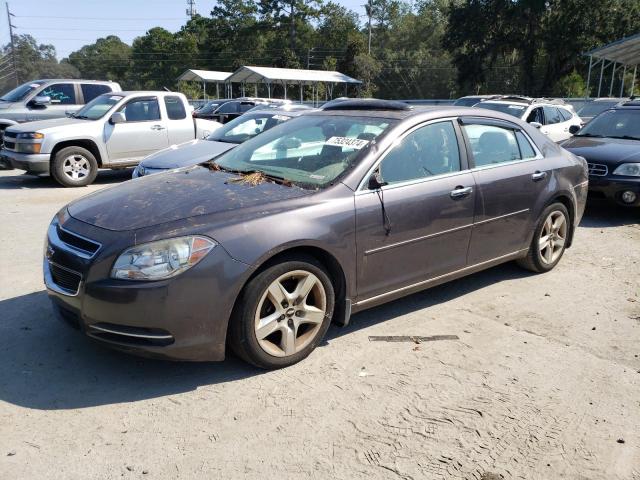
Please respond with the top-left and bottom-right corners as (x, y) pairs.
(0, 101), (17, 110)
(67, 166), (312, 231)
(6, 117), (92, 133)
(562, 136), (640, 165)
(139, 139), (237, 170)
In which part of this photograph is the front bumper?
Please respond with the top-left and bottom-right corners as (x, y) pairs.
(44, 212), (252, 361)
(3, 150), (50, 175)
(589, 175), (640, 206)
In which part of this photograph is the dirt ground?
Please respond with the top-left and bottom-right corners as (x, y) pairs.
(0, 168), (639, 480)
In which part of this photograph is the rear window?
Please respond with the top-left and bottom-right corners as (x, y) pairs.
(164, 96), (187, 120)
(475, 102), (527, 118)
(558, 108), (573, 122)
(81, 84), (112, 103)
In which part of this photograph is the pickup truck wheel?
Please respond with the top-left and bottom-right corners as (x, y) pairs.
(52, 146), (98, 187)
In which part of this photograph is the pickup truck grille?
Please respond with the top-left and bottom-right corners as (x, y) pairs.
(587, 163), (608, 177)
(3, 141), (15, 150)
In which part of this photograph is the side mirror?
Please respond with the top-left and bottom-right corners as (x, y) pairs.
(32, 95), (51, 106)
(569, 125), (581, 135)
(529, 122), (542, 129)
(110, 112), (126, 124)
(368, 170), (388, 190)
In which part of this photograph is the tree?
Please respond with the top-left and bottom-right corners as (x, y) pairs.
(0, 35), (78, 94)
(66, 36), (131, 86)
(258, 0), (323, 51)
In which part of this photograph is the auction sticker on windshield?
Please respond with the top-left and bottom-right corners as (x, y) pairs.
(325, 136), (370, 149)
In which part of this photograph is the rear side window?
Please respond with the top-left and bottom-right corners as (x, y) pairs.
(217, 101), (239, 114)
(39, 83), (76, 105)
(558, 108), (573, 121)
(463, 124), (522, 167)
(543, 106), (562, 125)
(515, 131), (537, 159)
(380, 121), (461, 185)
(81, 84), (112, 103)
(164, 96), (187, 120)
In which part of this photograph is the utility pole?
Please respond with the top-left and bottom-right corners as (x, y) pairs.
(365, 0), (372, 54)
(186, 0), (197, 19)
(6, 2), (18, 86)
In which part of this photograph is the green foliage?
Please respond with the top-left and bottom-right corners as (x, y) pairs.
(67, 36), (131, 86)
(554, 70), (586, 97)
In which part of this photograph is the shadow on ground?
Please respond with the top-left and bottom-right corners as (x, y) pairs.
(580, 198), (639, 228)
(0, 261), (529, 411)
(0, 169), (133, 190)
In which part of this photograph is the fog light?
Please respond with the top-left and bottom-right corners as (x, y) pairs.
(621, 190), (637, 204)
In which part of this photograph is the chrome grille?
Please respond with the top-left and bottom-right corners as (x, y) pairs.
(48, 262), (82, 295)
(587, 162), (608, 176)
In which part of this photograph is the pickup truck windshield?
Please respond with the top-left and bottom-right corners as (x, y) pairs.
(214, 115), (395, 189)
(0, 81), (46, 102)
(73, 94), (124, 120)
(207, 112), (293, 144)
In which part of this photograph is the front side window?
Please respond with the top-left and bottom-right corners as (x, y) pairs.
(119, 98), (160, 122)
(214, 115), (394, 189)
(73, 94), (123, 120)
(164, 96), (187, 120)
(543, 106), (562, 125)
(81, 84), (112, 103)
(39, 83), (76, 105)
(379, 121), (461, 185)
(463, 124), (522, 167)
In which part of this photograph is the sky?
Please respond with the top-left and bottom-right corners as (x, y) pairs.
(5, 0), (368, 59)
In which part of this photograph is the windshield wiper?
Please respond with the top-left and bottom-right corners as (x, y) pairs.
(575, 133), (604, 138)
(607, 135), (640, 141)
(73, 115), (90, 120)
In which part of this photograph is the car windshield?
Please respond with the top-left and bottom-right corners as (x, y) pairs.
(474, 102), (527, 118)
(213, 115), (395, 189)
(454, 97), (484, 107)
(0, 81), (46, 102)
(577, 101), (619, 117)
(577, 109), (640, 139)
(72, 94), (124, 120)
(207, 111), (295, 144)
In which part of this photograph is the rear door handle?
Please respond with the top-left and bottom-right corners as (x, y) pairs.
(532, 171), (548, 181)
(450, 186), (473, 199)
(151, 125), (165, 131)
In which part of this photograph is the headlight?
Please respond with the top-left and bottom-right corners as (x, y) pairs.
(16, 143), (42, 154)
(111, 236), (216, 281)
(16, 132), (44, 140)
(613, 163), (640, 177)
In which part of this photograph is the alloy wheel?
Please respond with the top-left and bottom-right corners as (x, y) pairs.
(254, 270), (327, 357)
(62, 155), (90, 181)
(538, 210), (567, 265)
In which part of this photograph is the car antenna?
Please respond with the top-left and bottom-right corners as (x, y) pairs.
(163, 87), (171, 92)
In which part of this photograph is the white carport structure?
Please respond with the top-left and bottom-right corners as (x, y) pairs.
(177, 69), (232, 99)
(584, 33), (640, 98)
(225, 66), (362, 103)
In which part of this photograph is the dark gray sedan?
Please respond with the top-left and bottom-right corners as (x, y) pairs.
(44, 100), (588, 368)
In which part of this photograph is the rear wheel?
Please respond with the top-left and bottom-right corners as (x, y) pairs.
(517, 202), (570, 273)
(51, 146), (98, 187)
(229, 255), (335, 369)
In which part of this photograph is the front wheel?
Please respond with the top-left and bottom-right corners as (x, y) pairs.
(229, 256), (335, 369)
(517, 202), (570, 273)
(51, 146), (98, 187)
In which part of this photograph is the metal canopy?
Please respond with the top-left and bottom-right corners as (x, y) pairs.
(226, 66), (362, 86)
(177, 69), (231, 83)
(584, 33), (640, 98)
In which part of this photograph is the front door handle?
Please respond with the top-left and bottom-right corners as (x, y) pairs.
(450, 186), (473, 199)
(151, 125), (165, 131)
(532, 171), (547, 182)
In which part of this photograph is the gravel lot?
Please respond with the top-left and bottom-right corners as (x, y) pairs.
(0, 168), (639, 480)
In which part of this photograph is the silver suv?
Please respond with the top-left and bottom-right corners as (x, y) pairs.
(0, 79), (122, 142)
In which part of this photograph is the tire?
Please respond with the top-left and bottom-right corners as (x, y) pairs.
(229, 255), (335, 369)
(517, 202), (570, 273)
(51, 146), (98, 187)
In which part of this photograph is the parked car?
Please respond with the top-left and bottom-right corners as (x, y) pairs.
(453, 94), (502, 107)
(561, 99), (639, 207)
(0, 79), (121, 143)
(474, 96), (582, 142)
(576, 98), (628, 123)
(1, 91), (221, 187)
(194, 97), (290, 124)
(44, 99), (587, 368)
(133, 107), (311, 177)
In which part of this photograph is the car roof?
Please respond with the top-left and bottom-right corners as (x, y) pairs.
(244, 107), (314, 117)
(614, 100), (640, 109)
(33, 79), (118, 84)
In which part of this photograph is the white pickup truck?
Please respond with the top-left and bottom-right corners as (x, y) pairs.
(1, 91), (221, 187)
